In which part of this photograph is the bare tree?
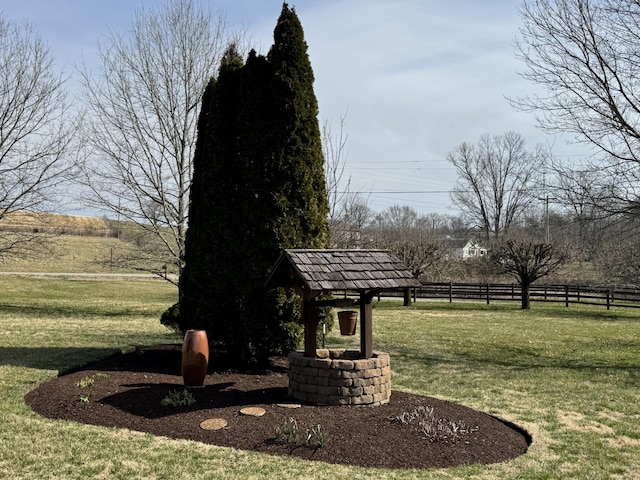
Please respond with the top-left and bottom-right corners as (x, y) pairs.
(449, 132), (543, 242)
(594, 231), (640, 285)
(490, 235), (568, 309)
(77, 0), (240, 284)
(0, 16), (74, 258)
(331, 194), (372, 248)
(515, 0), (640, 216)
(323, 111), (349, 223)
(370, 205), (446, 278)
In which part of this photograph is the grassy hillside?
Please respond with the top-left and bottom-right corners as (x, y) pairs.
(0, 235), (142, 273)
(0, 210), (110, 235)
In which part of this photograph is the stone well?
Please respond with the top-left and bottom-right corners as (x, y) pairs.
(287, 349), (391, 406)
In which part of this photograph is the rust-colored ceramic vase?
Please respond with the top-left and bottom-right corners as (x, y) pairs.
(338, 310), (358, 336)
(181, 329), (209, 387)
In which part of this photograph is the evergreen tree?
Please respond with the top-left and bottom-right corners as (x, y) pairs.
(179, 4), (329, 367)
(180, 45), (245, 341)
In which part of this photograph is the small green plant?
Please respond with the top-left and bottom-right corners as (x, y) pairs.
(275, 417), (300, 443)
(275, 418), (328, 448)
(160, 389), (196, 408)
(79, 395), (90, 403)
(75, 376), (95, 388)
(306, 424), (328, 447)
(392, 405), (478, 444)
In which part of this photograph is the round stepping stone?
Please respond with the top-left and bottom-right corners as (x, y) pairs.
(240, 406), (266, 417)
(200, 418), (227, 430)
(276, 403), (302, 409)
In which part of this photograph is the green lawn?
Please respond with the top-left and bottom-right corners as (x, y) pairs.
(1, 276), (639, 479)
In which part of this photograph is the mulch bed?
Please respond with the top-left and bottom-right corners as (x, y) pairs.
(25, 344), (530, 470)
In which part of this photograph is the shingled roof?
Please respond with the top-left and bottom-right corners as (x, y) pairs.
(266, 249), (419, 293)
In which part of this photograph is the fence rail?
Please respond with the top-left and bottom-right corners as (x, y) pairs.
(389, 282), (640, 309)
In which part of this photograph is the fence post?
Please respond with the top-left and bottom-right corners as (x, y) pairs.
(606, 289), (611, 310)
(565, 285), (569, 308)
(577, 285), (581, 302)
(448, 281), (452, 303)
(486, 284), (490, 305)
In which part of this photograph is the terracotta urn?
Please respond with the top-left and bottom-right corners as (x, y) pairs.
(338, 310), (358, 336)
(181, 329), (209, 387)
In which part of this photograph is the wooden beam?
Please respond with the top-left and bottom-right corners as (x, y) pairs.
(303, 299), (318, 357)
(359, 291), (375, 359)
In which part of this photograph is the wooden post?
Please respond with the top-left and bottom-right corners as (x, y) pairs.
(303, 299), (318, 357)
(360, 291), (374, 359)
(403, 288), (411, 306)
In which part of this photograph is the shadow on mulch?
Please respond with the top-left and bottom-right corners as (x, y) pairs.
(25, 344), (531, 470)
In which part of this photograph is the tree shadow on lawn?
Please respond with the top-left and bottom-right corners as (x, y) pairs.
(382, 342), (640, 380)
(0, 303), (155, 318)
(0, 346), (119, 371)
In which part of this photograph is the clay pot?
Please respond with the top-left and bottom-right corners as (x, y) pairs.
(181, 329), (209, 387)
(338, 310), (358, 336)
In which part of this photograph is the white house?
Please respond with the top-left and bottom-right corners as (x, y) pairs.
(462, 240), (488, 260)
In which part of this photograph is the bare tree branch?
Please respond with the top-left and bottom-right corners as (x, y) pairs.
(448, 132), (543, 241)
(76, 0), (242, 285)
(0, 15), (74, 258)
(515, 0), (640, 215)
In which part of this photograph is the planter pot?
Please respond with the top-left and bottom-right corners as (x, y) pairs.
(181, 329), (209, 387)
(338, 310), (358, 336)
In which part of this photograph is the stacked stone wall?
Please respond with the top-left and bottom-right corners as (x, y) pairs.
(287, 349), (391, 406)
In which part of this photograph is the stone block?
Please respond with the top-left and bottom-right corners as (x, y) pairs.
(360, 394), (373, 404)
(315, 349), (330, 359)
(299, 383), (317, 394)
(333, 359), (354, 370)
(341, 369), (365, 379)
(349, 386), (363, 396)
(328, 395), (351, 406)
(356, 359), (375, 370)
(307, 393), (329, 405)
(317, 385), (340, 396)
(309, 358), (331, 369)
(291, 390), (306, 402)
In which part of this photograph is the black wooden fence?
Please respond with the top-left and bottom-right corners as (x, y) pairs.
(394, 282), (640, 310)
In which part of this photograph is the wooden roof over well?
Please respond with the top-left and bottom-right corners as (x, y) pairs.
(266, 249), (419, 293)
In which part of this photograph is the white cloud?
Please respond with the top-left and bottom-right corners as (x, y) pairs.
(2, 0), (576, 215)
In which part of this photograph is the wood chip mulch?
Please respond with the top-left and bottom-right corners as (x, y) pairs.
(24, 345), (530, 470)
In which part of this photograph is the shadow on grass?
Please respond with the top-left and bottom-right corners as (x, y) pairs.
(378, 300), (640, 323)
(381, 341), (640, 385)
(0, 303), (157, 318)
(0, 346), (120, 372)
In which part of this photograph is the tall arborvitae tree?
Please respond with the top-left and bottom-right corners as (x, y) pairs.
(179, 45), (245, 340)
(179, 4), (329, 367)
(265, 4), (330, 250)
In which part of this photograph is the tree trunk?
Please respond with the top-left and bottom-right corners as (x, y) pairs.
(521, 282), (531, 309)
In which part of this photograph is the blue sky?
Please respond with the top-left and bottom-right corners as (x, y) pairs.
(1, 0), (581, 216)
